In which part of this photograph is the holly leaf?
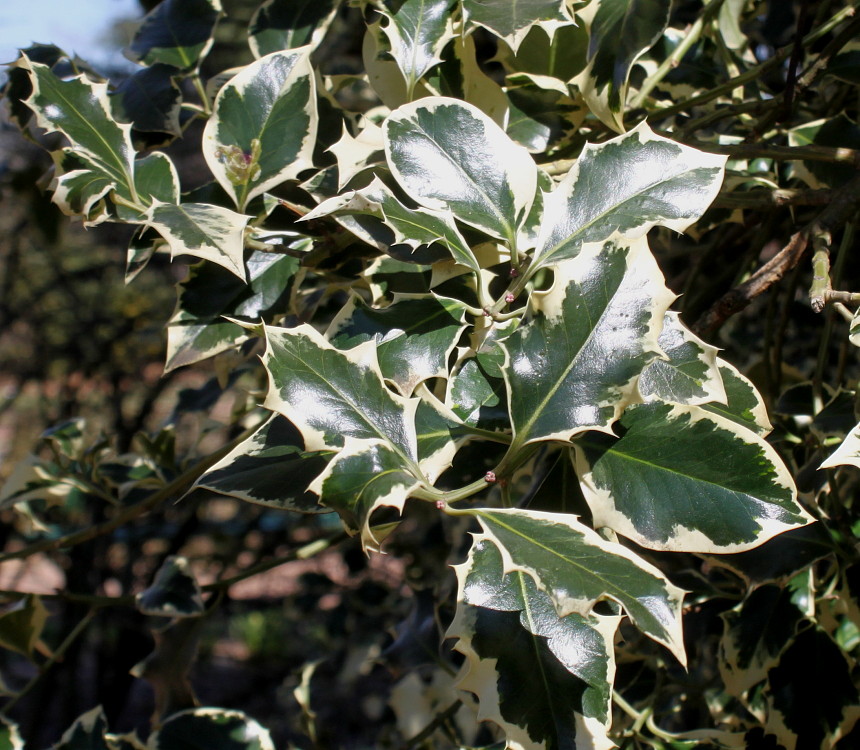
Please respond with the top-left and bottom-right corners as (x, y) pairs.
(203, 49), (317, 210)
(384, 97), (537, 251)
(638, 311), (725, 405)
(249, 0), (339, 58)
(375, 0), (456, 98)
(166, 250), (300, 372)
(576, 0), (672, 131)
(304, 175), (481, 272)
(149, 709), (274, 750)
(127, 0), (223, 71)
(461, 0), (575, 53)
(466, 507), (686, 664)
(448, 358), (509, 432)
(450, 538), (617, 749)
(144, 201), (250, 280)
(0, 717), (23, 750)
(53, 707), (111, 750)
(0, 595), (49, 659)
(701, 359), (772, 436)
(23, 59), (136, 204)
(532, 122), (726, 273)
(326, 293), (469, 395)
(262, 323), (419, 462)
(112, 64), (182, 138)
(194, 414), (330, 513)
(575, 402), (810, 553)
(502, 236), (673, 449)
(136, 556), (205, 618)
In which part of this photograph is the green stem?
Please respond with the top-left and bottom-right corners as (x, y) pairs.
(630, 0), (722, 109)
(189, 71), (212, 117)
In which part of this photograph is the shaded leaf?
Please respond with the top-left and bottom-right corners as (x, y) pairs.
(468, 507), (687, 663)
(127, 0), (222, 71)
(195, 415), (329, 512)
(461, 0), (575, 52)
(533, 122), (726, 273)
(249, 0), (339, 58)
(575, 402), (808, 553)
(638, 311), (725, 406)
(448, 358), (509, 432)
(112, 64), (182, 137)
(326, 293), (469, 395)
(384, 97), (537, 251)
(503, 236), (673, 449)
(203, 49), (317, 210)
(0, 595), (49, 659)
(166, 250), (300, 371)
(144, 201), (249, 280)
(136, 556), (205, 618)
(149, 708), (274, 750)
(451, 538), (617, 749)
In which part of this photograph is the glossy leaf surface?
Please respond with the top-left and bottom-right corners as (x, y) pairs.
(150, 708), (274, 750)
(203, 49), (317, 209)
(461, 0), (575, 52)
(575, 402), (810, 553)
(249, 0), (339, 58)
(127, 0), (222, 70)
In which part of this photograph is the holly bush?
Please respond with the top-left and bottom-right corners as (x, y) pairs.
(2, 0), (860, 748)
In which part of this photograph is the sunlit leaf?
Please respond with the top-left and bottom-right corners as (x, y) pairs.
(149, 708), (274, 750)
(203, 49), (317, 210)
(503, 236), (673, 449)
(384, 97), (537, 251)
(575, 402), (810, 553)
(450, 539), (617, 749)
(533, 122), (726, 273)
(326, 293), (469, 395)
(701, 359), (772, 436)
(461, 0), (575, 53)
(467, 507), (687, 663)
(144, 200), (249, 280)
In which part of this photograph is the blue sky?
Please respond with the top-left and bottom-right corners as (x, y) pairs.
(0, 0), (142, 71)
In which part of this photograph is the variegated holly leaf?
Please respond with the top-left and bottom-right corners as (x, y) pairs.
(384, 97), (537, 254)
(502, 236), (673, 450)
(262, 324), (419, 464)
(448, 358), (509, 432)
(23, 59), (136, 204)
(574, 402), (810, 553)
(136, 556), (204, 618)
(326, 120), (385, 190)
(638, 311), (725, 405)
(144, 201), (249, 280)
(414, 388), (466, 483)
(576, 0), (671, 131)
(719, 582), (808, 697)
(166, 250), (300, 371)
(499, 23), (588, 86)
(116, 152), (180, 222)
(363, 18), (435, 109)
(310, 437), (421, 549)
(702, 359), (773, 436)
(450, 538), (617, 750)
(532, 122), (726, 274)
(249, 0), (339, 58)
(127, 0), (223, 71)
(53, 707), (111, 750)
(461, 0), (575, 53)
(203, 49), (317, 210)
(149, 708), (274, 750)
(467, 507), (686, 663)
(0, 717), (24, 750)
(50, 150), (113, 224)
(304, 176), (480, 272)
(326, 294), (469, 396)
(821, 421), (860, 470)
(194, 415), (330, 512)
(375, 0), (456, 99)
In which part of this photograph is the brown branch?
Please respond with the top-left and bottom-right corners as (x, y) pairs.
(693, 170), (860, 337)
